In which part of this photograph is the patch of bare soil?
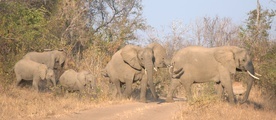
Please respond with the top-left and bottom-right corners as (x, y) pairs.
(50, 98), (183, 120)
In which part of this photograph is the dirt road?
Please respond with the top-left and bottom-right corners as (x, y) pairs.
(52, 98), (183, 120)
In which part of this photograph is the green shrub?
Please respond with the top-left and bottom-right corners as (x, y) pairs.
(258, 44), (276, 96)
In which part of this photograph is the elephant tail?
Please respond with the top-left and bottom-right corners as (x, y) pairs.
(172, 68), (184, 79)
(169, 64), (184, 79)
(101, 69), (109, 78)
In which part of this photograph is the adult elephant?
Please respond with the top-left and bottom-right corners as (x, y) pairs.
(103, 42), (169, 102)
(166, 46), (260, 104)
(23, 50), (66, 70)
(23, 50), (66, 86)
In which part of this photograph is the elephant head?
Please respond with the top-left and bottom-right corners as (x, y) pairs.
(120, 43), (168, 100)
(52, 50), (67, 68)
(147, 42), (170, 69)
(214, 46), (259, 103)
(38, 64), (48, 80)
(77, 71), (95, 90)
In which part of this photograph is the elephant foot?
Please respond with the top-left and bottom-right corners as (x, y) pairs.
(139, 98), (147, 103)
(152, 95), (159, 101)
(166, 97), (174, 102)
(239, 98), (248, 104)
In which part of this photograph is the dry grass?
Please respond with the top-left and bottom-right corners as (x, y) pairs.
(0, 76), (134, 120)
(174, 86), (276, 120)
(175, 101), (276, 120)
(1, 78), (275, 120)
(1, 85), (90, 120)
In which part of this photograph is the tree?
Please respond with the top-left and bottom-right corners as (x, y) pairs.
(0, 2), (54, 73)
(239, 0), (275, 59)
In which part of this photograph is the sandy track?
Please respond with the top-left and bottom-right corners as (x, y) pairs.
(52, 99), (182, 120)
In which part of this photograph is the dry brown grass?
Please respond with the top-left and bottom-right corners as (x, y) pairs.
(174, 86), (276, 120)
(0, 76), (134, 120)
(0, 85), (90, 120)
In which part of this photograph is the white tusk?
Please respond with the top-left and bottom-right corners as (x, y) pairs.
(145, 69), (147, 75)
(169, 66), (173, 74)
(247, 71), (260, 80)
(154, 67), (158, 71)
(255, 72), (262, 76)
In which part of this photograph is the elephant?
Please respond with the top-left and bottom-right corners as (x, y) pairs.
(14, 59), (56, 91)
(59, 69), (95, 91)
(23, 50), (66, 69)
(23, 50), (66, 86)
(166, 46), (260, 104)
(103, 42), (169, 102)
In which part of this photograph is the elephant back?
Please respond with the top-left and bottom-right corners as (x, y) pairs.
(59, 69), (79, 90)
(14, 59), (46, 80)
(23, 51), (52, 68)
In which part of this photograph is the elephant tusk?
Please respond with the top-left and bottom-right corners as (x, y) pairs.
(247, 71), (260, 80)
(154, 67), (158, 72)
(255, 72), (262, 76)
(145, 69), (147, 75)
(169, 66), (173, 74)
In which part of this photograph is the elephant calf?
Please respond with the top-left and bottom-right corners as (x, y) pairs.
(59, 69), (95, 92)
(14, 59), (56, 92)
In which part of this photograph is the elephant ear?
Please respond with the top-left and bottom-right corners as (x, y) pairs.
(58, 51), (67, 66)
(147, 42), (163, 58)
(214, 50), (236, 74)
(77, 72), (87, 86)
(121, 45), (142, 70)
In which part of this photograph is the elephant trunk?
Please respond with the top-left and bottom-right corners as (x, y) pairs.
(145, 57), (158, 100)
(241, 60), (255, 103)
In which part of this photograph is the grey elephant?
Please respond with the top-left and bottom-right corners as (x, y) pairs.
(103, 42), (169, 102)
(166, 46), (259, 104)
(59, 69), (95, 91)
(23, 50), (66, 69)
(23, 50), (66, 86)
(14, 59), (56, 91)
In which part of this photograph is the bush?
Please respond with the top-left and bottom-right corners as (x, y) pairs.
(257, 43), (276, 97)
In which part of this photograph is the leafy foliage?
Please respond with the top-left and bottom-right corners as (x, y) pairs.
(0, 2), (58, 74)
(258, 44), (276, 96)
(0, 0), (145, 76)
(239, 5), (275, 58)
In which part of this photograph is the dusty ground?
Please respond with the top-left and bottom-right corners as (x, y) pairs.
(1, 78), (275, 120)
(47, 98), (276, 120)
(50, 98), (183, 120)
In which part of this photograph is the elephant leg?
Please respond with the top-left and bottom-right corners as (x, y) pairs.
(183, 81), (193, 102)
(51, 79), (56, 87)
(216, 82), (224, 100)
(32, 79), (39, 92)
(123, 78), (133, 98)
(220, 76), (235, 104)
(54, 69), (61, 85)
(166, 78), (181, 102)
(113, 79), (122, 98)
(108, 81), (118, 98)
(16, 76), (22, 87)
